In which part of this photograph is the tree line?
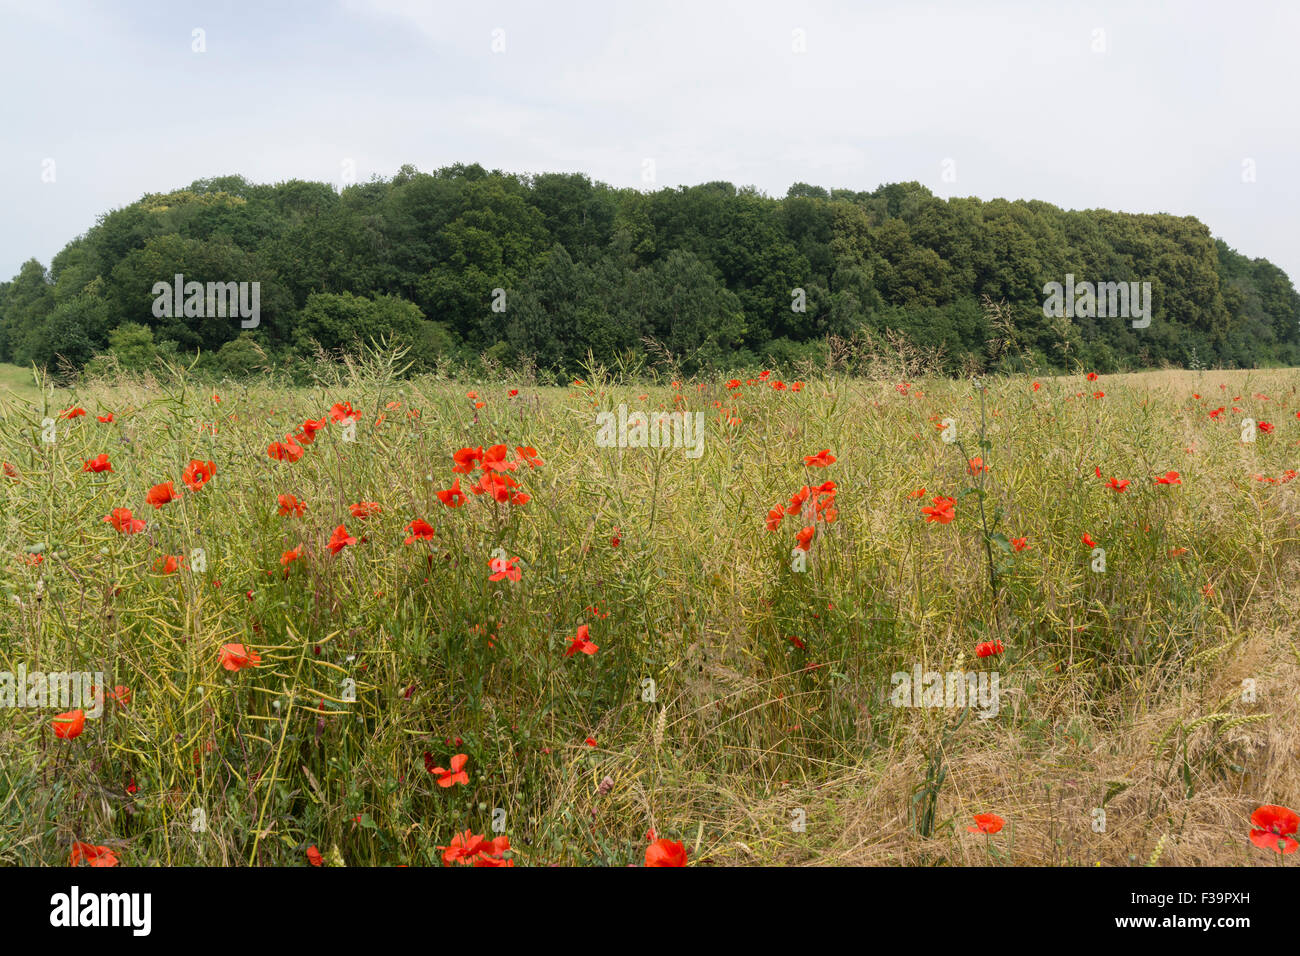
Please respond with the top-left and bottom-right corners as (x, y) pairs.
(1, 162), (1295, 380)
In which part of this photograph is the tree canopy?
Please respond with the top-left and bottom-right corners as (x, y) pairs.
(2, 165), (1295, 378)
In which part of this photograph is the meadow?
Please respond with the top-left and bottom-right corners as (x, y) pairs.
(1, 352), (1298, 867)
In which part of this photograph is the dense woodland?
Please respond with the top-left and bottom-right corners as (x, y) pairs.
(2, 162), (1297, 380)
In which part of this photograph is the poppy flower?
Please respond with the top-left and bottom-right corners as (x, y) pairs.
(1249, 805), (1299, 854)
(306, 845), (323, 866)
(59, 406), (86, 419)
(967, 457), (987, 475)
(488, 555), (521, 582)
(481, 444), (518, 473)
(794, 526), (816, 551)
(425, 752), (470, 787)
(515, 446), (544, 468)
(103, 507), (146, 534)
(921, 496), (956, 524)
(329, 402), (359, 424)
(1258, 421), (1274, 434)
(145, 482), (181, 508)
(1086, 372), (1098, 382)
(153, 554), (183, 574)
(82, 454), (112, 473)
(565, 624), (599, 658)
(439, 829), (489, 865)
(1011, 537), (1030, 552)
(268, 437), (305, 462)
(281, 546), (302, 567)
(52, 709), (85, 739)
(975, 640), (1004, 658)
(908, 487), (927, 499)
(70, 842), (119, 867)
(1154, 471), (1182, 485)
(436, 479), (466, 508)
(1032, 381), (1041, 391)
(967, 813), (1005, 834)
(97, 413), (114, 423)
(349, 501), (382, 519)
(219, 643), (262, 671)
(1082, 532), (1097, 548)
(277, 494), (307, 517)
(610, 528), (622, 547)
(645, 838), (688, 867)
(803, 450), (836, 468)
(182, 459), (216, 491)
(1105, 477), (1130, 493)
(2, 462), (17, 479)
(452, 447), (484, 473)
(328, 525), (357, 554)
(404, 519), (436, 544)
(765, 505), (785, 531)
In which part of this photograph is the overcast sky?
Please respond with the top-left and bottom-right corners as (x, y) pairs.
(2, 0), (1297, 284)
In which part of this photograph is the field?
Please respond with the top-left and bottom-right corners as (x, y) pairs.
(1, 356), (1298, 867)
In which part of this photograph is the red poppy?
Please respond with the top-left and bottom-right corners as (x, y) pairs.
(182, 459), (216, 491)
(59, 406), (86, 419)
(103, 507), (146, 534)
(145, 482), (181, 508)
(794, 526), (816, 551)
(565, 624), (599, 657)
(82, 454), (112, 473)
(328, 525), (357, 554)
(803, 449), (836, 468)
(437, 479), (466, 507)
(70, 842), (119, 867)
(452, 447), (484, 473)
(306, 845), (323, 867)
(645, 838), (688, 867)
(515, 446), (544, 468)
(1105, 477), (1130, 492)
(153, 554), (183, 575)
(329, 402), (360, 423)
(1258, 421), (1274, 434)
(425, 752), (470, 787)
(1082, 532), (1097, 548)
(219, 643), (262, 671)
(52, 709), (86, 739)
(1085, 372), (1098, 382)
(268, 437), (305, 462)
(1011, 537), (1030, 552)
(967, 457), (987, 475)
(439, 830), (489, 865)
(487, 555), (521, 582)
(967, 813), (1005, 834)
(975, 640), (1004, 658)
(1249, 805), (1299, 854)
(281, 546), (302, 567)
(349, 501), (382, 519)
(765, 505), (785, 531)
(481, 444), (518, 473)
(277, 494), (307, 517)
(921, 496), (956, 524)
(1154, 470), (1182, 485)
(97, 413), (114, 423)
(404, 519), (436, 544)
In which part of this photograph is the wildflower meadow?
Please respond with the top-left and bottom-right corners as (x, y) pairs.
(2, 354), (1297, 868)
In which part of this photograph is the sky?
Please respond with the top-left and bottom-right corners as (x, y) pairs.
(1, 0), (1297, 284)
